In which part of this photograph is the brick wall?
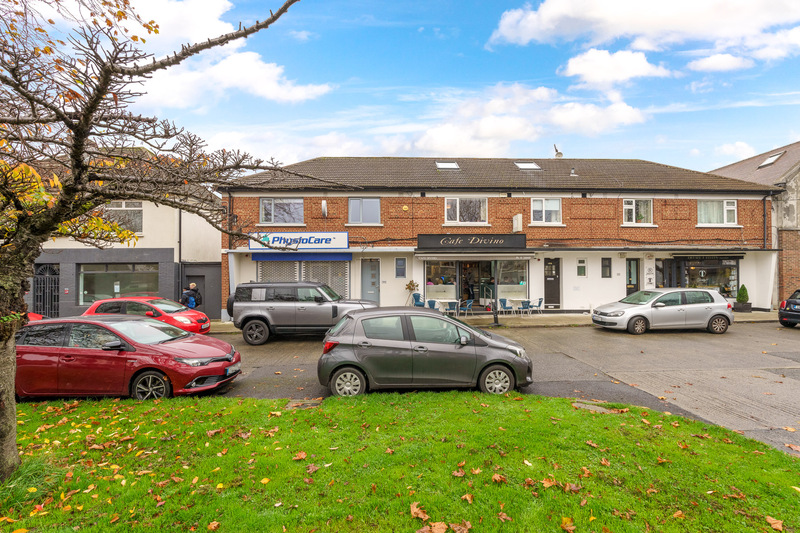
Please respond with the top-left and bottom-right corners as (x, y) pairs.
(778, 229), (800, 300)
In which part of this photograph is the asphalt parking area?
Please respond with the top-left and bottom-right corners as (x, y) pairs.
(214, 321), (800, 455)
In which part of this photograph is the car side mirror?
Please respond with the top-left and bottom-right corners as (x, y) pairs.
(315, 296), (325, 304)
(653, 302), (666, 308)
(459, 336), (469, 346)
(145, 311), (158, 317)
(102, 340), (125, 351)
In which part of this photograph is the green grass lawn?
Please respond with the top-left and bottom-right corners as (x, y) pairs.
(2, 392), (798, 532)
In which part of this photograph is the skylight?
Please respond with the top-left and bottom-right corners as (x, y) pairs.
(758, 151), (786, 168)
(514, 162), (541, 170)
(435, 161), (459, 170)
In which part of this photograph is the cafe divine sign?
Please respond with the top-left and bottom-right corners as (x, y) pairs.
(417, 234), (526, 251)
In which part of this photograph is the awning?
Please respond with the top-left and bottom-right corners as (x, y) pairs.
(253, 252), (352, 261)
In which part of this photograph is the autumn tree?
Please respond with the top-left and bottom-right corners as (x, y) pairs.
(0, 0), (303, 481)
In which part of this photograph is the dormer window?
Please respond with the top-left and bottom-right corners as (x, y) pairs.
(758, 151), (785, 168)
(514, 162), (541, 170)
(435, 161), (459, 170)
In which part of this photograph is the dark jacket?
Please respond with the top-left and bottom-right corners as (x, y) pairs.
(180, 288), (202, 307)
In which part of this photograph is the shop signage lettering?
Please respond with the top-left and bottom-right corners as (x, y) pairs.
(417, 234), (525, 251)
(249, 232), (349, 250)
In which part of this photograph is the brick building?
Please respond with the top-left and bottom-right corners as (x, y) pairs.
(219, 157), (780, 317)
(712, 141), (800, 303)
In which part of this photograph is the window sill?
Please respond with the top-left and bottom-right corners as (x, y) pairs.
(345, 223), (384, 227)
(620, 223), (658, 228)
(255, 223), (307, 227)
(442, 223), (490, 227)
(528, 223), (566, 227)
(695, 224), (742, 229)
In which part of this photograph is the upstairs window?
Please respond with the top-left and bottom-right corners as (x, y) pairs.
(105, 201), (143, 232)
(445, 198), (487, 224)
(260, 198), (304, 224)
(348, 198), (381, 224)
(531, 198), (561, 224)
(623, 199), (652, 225)
(698, 200), (737, 225)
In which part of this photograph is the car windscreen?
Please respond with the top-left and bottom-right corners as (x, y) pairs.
(105, 319), (191, 344)
(620, 291), (661, 305)
(318, 285), (341, 301)
(149, 299), (187, 313)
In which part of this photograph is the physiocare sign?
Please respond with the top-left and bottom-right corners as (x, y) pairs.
(249, 232), (349, 251)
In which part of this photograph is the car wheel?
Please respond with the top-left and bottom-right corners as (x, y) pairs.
(331, 367), (366, 396)
(479, 365), (515, 394)
(131, 371), (171, 400)
(707, 316), (729, 334)
(242, 319), (270, 345)
(627, 316), (648, 335)
(781, 321), (796, 328)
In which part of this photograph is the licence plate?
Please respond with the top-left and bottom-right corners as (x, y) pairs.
(793, 305), (800, 311)
(226, 362), (241, 376)
(201, 323), (210, 329)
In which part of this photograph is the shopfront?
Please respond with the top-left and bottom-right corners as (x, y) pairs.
(656, 255), (741, 299)
(416, 234), (532, 307)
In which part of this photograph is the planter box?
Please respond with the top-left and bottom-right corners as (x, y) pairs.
(733, 302), (752, 313)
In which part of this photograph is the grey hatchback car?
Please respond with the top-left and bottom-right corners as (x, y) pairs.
(592, 288), (734, 334)
(317, 307), (533, 396)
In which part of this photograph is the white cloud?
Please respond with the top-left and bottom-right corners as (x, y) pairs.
(488, 1), (800, 62)
(289, 30), (315, 42)
(562, 49), (671, 88)
(136, 52), (332, 110)
(124, 0), (331, 111)
(687, 54), (755, 72)
(714, 141), (756, 160)
(546, 101), (645, 135)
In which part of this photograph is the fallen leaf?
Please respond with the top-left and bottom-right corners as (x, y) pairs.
(673, 510), (685, 519)
(410, 502), (429, 521)
(492, 473), (507, 484)
(498, 512), (513, 522)
(208, 522), (221, 531)
(560, 516), (576, 531)
(292, 451), (307, 461)
(766, 516), (783, 531)
(461, 493), (473, 504)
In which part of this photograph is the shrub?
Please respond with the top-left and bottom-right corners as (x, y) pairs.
(736, 284), (749, 303)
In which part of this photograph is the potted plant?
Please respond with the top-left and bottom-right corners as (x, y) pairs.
(734, 284), (751, 312)
(405, 280), (420, 306)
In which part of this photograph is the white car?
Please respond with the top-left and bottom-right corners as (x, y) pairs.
(592, 288), (734, 334)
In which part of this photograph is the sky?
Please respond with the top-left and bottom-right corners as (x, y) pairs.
(122, 0), (800, 172)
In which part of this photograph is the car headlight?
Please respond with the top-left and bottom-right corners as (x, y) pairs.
(607, 311), (625, 317)
(506, 345), (526, 358)
(175, 357), (210, 367)
(175, 317), (193, 325)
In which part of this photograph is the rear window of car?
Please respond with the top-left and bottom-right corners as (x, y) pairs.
(686, 291), (714, 304)
(18, 324), (66, 347)
(96, 301), (123, 313)
(790, 291), (800, 300)
(328, 315), (353, 337)
(362, 316), (405, 341)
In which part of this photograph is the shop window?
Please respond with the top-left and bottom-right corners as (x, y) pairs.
(577, 258), (587, 277)
(395, 258), (407, 278)
(601, 258), (612, 278)
(105, 201), (143, 233)
(78, 263), (159, 305)
(260, 198), (304, 224)
(698, 200), (737, 225)
(348, 198), (381, 224)
(531, 198), (561, 224)
(445, 198), (487, 224)
(623, 199), (652, 224)
(496, 260), (528, 300)
(425, 261), (458, 299)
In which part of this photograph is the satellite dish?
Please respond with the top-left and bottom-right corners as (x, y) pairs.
(554, 144), (563, 158)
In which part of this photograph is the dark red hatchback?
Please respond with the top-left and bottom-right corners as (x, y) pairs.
(15, 316), (241, 400)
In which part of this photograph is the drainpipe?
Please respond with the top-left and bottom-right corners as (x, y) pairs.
(178, 208), (183, 297)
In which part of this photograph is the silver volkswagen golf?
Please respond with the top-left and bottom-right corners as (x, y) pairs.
(592, 288), (734, 335)
(318, 307), (533, 396)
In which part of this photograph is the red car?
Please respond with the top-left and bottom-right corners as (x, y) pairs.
(83, 296), (211, 334)
(15, 315), (241, 400)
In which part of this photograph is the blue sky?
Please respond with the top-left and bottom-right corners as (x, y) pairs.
(127, 0), (800, 172)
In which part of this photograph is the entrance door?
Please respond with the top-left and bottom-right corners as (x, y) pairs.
(361, 259), (380, 305)
(33, 264), (60, 317)
(543, 258), (561, 309)
(626, 259), (640, 295)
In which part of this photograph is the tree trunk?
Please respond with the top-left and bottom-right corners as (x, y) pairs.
(0, 335), (20, 481)
(0, 248), (37, 481)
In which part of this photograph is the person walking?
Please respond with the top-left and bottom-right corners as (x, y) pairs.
(180, 283), (202, 309)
